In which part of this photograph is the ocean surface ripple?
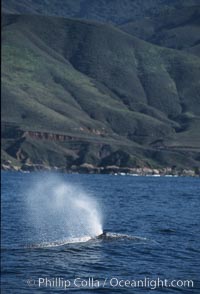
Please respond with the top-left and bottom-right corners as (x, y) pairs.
(1, 172), (200, 293)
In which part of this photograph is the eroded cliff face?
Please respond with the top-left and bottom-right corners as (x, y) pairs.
(2, 122), (108, 147)
(23, 128), (106, 141)
(24, 131), (73, 142)
(1, 123), (113, 169)
(1, 123), (200, 177)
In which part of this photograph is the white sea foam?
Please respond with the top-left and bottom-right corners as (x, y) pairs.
(28, 236), (93, 248)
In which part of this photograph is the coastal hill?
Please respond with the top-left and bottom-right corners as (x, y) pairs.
(2, 0), (200, 24)
(2, 13), (200, 172)
(120, 6), (200, 57)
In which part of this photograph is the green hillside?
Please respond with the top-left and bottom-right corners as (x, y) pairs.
(120, 6), (200, 56)
(2, 0), (200, 24)
(2, 14), (200, 170)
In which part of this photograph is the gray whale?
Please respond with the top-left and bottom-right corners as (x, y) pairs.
(96, 231), (147, 241)
(96, 231), (107, 239)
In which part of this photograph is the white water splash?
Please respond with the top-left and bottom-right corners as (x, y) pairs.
(26, 175), (103, 245)
(28, 236), (93, 248)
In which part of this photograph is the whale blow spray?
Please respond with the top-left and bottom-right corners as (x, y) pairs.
(26, 176), (103, 244)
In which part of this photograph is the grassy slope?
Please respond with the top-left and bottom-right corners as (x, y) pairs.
(2, 14), (200, 168)
(120, 6), (200, 56)
(2, 0), (200, 24)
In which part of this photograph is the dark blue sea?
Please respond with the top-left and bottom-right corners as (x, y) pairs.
(1, 172), (200, 293)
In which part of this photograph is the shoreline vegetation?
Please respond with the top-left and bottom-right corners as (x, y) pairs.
(2, 161), (199, 177)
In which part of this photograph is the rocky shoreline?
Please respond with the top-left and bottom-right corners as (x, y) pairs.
(1, 161), (200, 177)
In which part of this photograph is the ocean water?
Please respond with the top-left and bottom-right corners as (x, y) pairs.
(1, 171), (200, 293)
